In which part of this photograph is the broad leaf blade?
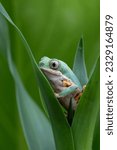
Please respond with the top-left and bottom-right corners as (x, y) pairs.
(0, 11), (55, 150)
(92, 111), (100, 150)
(73, 37), (88, 86)
(0, 13), (27, 150)
(35, 67), (75, 150)
(72, 58), (100, 150)
(9, 54), (56, 150)
(0, 14), (8, 56)
(16, 81), (56, 150)
(0, 3), (75, 150)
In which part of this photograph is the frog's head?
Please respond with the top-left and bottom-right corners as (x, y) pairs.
(39, 56), (71, 76)
(39, 56), (82, 90)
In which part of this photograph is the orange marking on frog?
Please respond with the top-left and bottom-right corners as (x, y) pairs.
(63, 80), (72, 87)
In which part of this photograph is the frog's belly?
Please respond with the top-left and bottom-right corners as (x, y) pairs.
(50, 77), (81, 110)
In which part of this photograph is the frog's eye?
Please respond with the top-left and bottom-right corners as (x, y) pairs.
(49, 60), (59, 70)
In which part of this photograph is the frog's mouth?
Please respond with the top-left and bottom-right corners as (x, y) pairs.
(40, 67), (62, 76)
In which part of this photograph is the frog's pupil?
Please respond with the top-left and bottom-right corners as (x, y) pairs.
(52, 62), (56, 67)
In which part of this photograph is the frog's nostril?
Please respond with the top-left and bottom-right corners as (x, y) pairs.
(39, 61), (45, 67)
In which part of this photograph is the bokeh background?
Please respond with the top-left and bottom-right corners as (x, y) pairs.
(0, 0), (99, 149)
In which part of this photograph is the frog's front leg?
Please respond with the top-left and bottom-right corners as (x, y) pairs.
(55, 85), (81, 98)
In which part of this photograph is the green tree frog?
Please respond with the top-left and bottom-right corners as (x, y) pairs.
(39, 56), (84, 110)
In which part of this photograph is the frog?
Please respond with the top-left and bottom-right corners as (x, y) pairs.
(39, 56), (85, 111)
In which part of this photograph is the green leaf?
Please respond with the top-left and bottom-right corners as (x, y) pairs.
(72, 58), (100, 150)
(73, 37), (88, 86)
(0, 3), (74, 150)
(0, 10), (55, 150)
(92, 111), (100, 150)
(0, 14), (27, 150)
(35, 66), (75, 150)
(0, 14), (9, 56)
(9, 54), (56, 150)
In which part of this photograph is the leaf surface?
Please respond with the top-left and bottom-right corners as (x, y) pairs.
(73, 37), (88, 86)
(0, 8), (56, 150)
(72, 58), (100, 150)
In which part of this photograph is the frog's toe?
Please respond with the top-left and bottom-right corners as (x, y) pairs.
(83, 85), (86, 92)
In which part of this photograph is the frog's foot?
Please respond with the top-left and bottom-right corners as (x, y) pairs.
(83, 85), (86, 92)
(74, 92), (82, 103)
(55, 93), (60, 98)
(74, 85), (86, 103)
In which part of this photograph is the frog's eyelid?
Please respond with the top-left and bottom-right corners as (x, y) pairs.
(49, 60), (60, 69)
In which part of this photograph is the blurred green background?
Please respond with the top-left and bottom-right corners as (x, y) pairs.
(0, 0), (99, 149)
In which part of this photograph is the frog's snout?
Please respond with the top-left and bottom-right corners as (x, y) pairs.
(39, 56), (50, 67)
(39, 61), (45, 67)
(39, 56), (46, 67)
(40, 56), (48, 60)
